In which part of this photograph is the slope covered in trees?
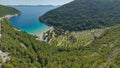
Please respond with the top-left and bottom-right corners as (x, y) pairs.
(1, 4), (120, 68)
(40, 0), (120, 31)
(47, 25), (120, 68)
(0, 17), (120, 68)
(0, 5), (20, 17)
(1, 19), (120, 68)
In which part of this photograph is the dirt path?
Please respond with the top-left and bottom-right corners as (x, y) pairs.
(84, 39), (94, 46)
(107, 47), (119, 66)
(57, 37), (65, 46)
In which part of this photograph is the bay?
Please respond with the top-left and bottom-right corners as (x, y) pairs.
(9, 6), (57, 35)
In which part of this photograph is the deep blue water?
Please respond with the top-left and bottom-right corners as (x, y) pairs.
(9, 6), (56, 35)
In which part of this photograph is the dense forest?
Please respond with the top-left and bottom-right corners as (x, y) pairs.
(0, 5), (20, 17)
(1, 18), (120, 68)
(1, 1), (120, 68)
(40, 0), (120, 31)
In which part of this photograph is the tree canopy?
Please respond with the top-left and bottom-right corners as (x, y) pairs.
(40, 0), (120, 31)
(0, 5), (20, 17)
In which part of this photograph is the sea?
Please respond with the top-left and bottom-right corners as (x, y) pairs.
(9, 5), (57, 35)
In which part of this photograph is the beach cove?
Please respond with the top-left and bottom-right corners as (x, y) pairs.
(9, 6), (57, 35)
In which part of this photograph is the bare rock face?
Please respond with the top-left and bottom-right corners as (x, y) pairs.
(0, 50), (10, 63)
(0, 50), (10, 68)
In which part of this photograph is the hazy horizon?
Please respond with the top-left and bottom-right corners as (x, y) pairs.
(0, 0), (74, 6)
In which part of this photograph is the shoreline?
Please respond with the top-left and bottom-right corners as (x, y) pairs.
(0, 14), (54, 41)
(0, 14), (21, 31)
(0, 14), (18, 20)
(0, 14), (21, 41)
(36, 26), (54, 41)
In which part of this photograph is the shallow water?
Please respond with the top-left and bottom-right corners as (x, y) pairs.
(9, 6), (56, 35)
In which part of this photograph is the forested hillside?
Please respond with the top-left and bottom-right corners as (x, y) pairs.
(1, 19), (120, 68)
(0, 5), (20, 17)
(40, 0), (120, 31)
(1, 2), (120, 68)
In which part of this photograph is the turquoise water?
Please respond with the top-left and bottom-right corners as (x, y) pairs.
(9, 6), (56, 35)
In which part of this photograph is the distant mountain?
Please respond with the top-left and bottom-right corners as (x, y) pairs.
(8, 5), (59, 7)
(0, 5), (20, 17)
(40, 0), (120, 31)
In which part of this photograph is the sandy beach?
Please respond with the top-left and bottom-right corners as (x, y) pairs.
(0, 14), (18, 20)
(36, 27), (54, 41)
(0, 14), (53, 41)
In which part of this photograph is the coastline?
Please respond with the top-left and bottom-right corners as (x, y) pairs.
(0, 14), (21, 31)
(0, 14), (18, 20)
(36, 26), (54, 41)
(0, 14), (54, 41)
(0, 14), (20, 41)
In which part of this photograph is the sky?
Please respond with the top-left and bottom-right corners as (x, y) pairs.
(0, 0), (74, 6)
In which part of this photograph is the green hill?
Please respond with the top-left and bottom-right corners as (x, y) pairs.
(1, 19), (120, 68)
(0, 5), (20, 17)
(49, 25), (120, 68)
(40, 0), (120, 31)
(1, 4), (120, 68)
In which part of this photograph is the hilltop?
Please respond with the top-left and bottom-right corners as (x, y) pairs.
(1, 3), (120, 68)
(40, 0), (120, 31)
(8, 5), (58, 7)
(0, 5), (20, 17)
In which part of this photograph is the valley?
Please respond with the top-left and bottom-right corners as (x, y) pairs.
(1, 0), (120, 68)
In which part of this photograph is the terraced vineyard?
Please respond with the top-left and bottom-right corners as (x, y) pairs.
(1, 2), (120, 68)
(48, 29), (107, 47)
